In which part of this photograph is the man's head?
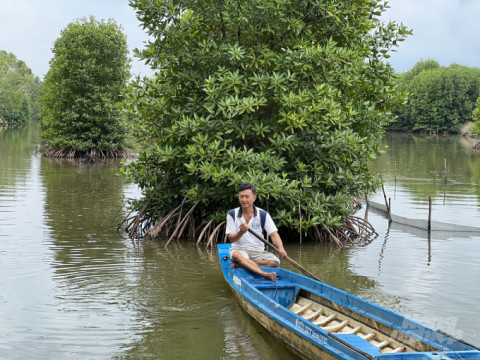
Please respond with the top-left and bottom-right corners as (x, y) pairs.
(238, 182), (257, 208)
(238, 182), (256, 195)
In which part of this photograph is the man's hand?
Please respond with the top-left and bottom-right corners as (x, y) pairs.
(239, 221), (249, 234)
(277, 248), (287, 259)
(270, 231), (287, 258)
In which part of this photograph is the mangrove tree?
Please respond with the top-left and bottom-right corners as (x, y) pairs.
(121, 0), (411, 245)
(40, 16), (131, 159)
(0, 50), (40, 127)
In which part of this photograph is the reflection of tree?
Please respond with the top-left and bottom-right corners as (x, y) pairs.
(41, 158), (128, 283)
(459, 136), (479, 154)
(0, 123), (39, 188)
(40, 157), (150, 357)
(372, 133), (480, 202)
(467, 154), (480, 208)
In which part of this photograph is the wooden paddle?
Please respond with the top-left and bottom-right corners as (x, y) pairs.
(247, 229), (322, 282)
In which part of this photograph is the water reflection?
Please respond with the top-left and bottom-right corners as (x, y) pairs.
(37, 157), (141, 359)
(0, 124), (39, 190)
(370, 134), (480, 227)
(41, 158), (127, 283)
(112, 241), (300, 360)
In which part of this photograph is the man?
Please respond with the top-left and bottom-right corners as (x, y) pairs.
(226, 182), (287, 281)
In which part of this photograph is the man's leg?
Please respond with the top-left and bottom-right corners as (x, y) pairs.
(231, 250), (276, 281)
(251, 251), (280, 268)
(256, 259), (279, 267)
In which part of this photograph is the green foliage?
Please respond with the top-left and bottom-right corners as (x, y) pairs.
(40, 16), (131, 155)
(472, 97), (480, 137)
(390, 61), (480, 132)
(122, 0), (410, 236)
(0, 51), (40, 126)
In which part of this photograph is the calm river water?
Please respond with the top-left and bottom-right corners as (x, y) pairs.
(1, 124), (479, 359)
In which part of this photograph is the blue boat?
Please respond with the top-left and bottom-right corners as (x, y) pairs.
(218, 243), (480, 360)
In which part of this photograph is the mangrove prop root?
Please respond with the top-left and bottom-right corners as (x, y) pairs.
(196, 219), (215, 245)
(38, 146), (134, 160)
(165, 202), (199, 247)
(206, 221), (226, 248)
(120, 213), (377, 247)
(120, 197), (376, 246)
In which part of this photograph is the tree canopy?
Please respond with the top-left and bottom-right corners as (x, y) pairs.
(122, 0), (410, 244)
(390, 60), (480, 133)
(0, 50), (40, 127)
(40, 16), (131, 158)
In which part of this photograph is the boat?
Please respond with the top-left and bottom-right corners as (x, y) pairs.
(218, 243), (480, 360)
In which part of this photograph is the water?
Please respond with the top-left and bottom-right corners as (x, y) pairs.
(368, 133), (480, 226)
(1, 125), (479, 359)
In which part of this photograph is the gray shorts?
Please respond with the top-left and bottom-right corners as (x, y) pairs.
(229, 248), (280, 265)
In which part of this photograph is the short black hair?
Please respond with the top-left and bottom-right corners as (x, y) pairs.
(238, 182), (256, 195)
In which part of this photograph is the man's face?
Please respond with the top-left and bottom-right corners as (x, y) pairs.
(238, 189), (256, 208)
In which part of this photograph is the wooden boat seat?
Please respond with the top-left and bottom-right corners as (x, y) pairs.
(313, 314), (336, 326)
(345, 325), (362, 334)
(322, 319), (349, 332)
(377, 340), (391, 349)
(304, 308), (322, 321)
(361, 333), (376, 341)
(292, 302), (313, 315)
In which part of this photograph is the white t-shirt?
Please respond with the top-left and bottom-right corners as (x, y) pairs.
(225, 206), (278, 252)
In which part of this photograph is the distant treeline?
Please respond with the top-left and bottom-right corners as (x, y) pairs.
(389, 60), (480, 134)
(0, 50), (40, 126)
(3, 49), (480, 137)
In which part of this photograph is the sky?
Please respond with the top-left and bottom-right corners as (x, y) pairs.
(1, 0), (480, 79)
(0, 0), (153, 78)
(382, 0), (480, 72)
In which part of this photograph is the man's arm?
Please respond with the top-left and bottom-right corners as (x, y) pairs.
(227, 220), (249, 243)
(270, 231), (287, 258)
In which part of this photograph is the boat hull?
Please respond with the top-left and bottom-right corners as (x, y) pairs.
(230, 283), (340, 360)
(218, 243), (480, 360)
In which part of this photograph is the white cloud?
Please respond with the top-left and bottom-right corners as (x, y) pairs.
(383, 0), (480, 72)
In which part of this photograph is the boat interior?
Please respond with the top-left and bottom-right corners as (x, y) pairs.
(256, 283), (439, 355)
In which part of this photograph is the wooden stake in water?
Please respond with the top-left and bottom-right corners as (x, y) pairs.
(443, 158), (447, 205)
(394, 160), (397, 199)
(444, 158), (447, 184)
(379, 174), (391, 222)
(394, 160), (397, 183)
(428, 197), (432, 231)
